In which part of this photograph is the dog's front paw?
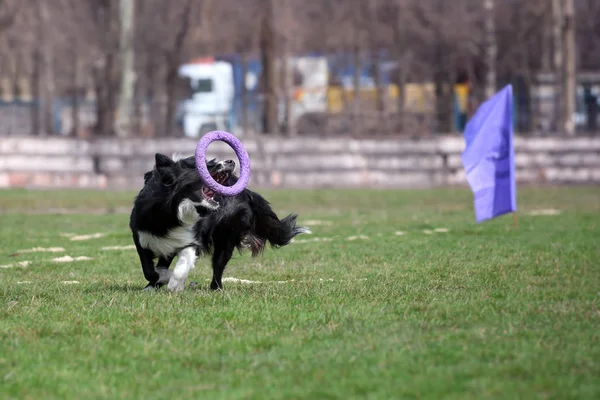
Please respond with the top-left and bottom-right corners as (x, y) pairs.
(143, 283), (159, 291)
(167, 277), (185, 292)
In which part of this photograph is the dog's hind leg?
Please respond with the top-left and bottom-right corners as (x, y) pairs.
(167, 247), (197, 292)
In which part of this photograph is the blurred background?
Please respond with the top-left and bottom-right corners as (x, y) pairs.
(0, 0), (598, 138)
(0, 0), (598, 190)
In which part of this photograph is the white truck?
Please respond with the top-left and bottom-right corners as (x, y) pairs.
(177, 55), (329, 136)
(177, 60), (235, 137)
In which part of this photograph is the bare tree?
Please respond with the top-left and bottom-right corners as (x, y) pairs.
(484, 0), (497, 99)
(553, 0), (564, 133)
(37, 0), (56, 136)
(563, 0), (576, 136)
(259, 0), (278, 134)
(83, 0), (120, 136)
(115, 0), (136, 137)
(163, 0), (193, 137)
(0, 0), (17, 32)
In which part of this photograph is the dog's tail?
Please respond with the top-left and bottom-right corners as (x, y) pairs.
(263, 213), (311, 246)
(246, 193), (311, 256)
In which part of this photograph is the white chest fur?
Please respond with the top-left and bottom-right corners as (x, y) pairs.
(138, 226), (197, 258)
(137, 198), (214, 257)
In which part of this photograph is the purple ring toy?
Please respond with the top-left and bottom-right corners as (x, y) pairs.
(195, 130), (251, 196)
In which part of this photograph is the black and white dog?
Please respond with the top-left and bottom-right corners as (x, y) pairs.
(129, 153), (310, 292)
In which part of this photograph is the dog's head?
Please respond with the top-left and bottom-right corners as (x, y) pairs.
(144, 153), (182, 187)
(142, 153), (237, 210)
(174, 155), (237, 198)
(203, 158), (236, 194)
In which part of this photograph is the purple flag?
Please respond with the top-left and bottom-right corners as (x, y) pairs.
(461, 84), (517, 223)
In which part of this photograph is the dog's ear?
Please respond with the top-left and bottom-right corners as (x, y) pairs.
(155, 153), (175, 168)
(181, 156), (196, 168)
(143, 171), (153, 184)
(207, 158), (217, 167)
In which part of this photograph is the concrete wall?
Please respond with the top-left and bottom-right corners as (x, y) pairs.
(1, 135), (599, 189)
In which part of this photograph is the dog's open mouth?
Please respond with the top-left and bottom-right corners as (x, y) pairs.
(201, 171), (230, 202)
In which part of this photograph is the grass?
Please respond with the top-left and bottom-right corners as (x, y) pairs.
(0, 186), (599, 399)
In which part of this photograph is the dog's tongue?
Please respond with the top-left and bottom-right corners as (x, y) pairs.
(201, 186), (213, 198)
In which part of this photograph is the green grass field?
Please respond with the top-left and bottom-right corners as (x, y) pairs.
(1, 186), (599, 399)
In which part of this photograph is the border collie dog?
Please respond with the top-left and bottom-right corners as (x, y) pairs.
(129, 153), (310, 292)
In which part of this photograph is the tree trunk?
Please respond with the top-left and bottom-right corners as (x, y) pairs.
(103, 54), (117, 135)
(164, 63), (178, 136)
(260, 0), (278, 134)
(92, 63), (105, 135)
(563, 0), (576, 136)
(433, 46), (452, 134)
(352, 45), (361, 135)
(115, 0), (137, 137)
(282, 49), (295, 136)
(42, 47), (55, 136)
(484, 0), (497, 99)
(0, 0), (16, 32)
(373, 52), (384, 114)
(241, 53), (249, 134)
(93, 0), (117, 136)
(145, 56), (161, 135)
(71, 48), (80, 137)
(392, 8), (407, 134)
(93, 54), (117, 136)
(164, 0), (192, 137)
(396, 59), (407, 134)
(553, 0), (563, 133)
(541, 10), (552, 72)
(38, 0), (55, 136)
(281, 0), (295, 136)
(31, 49), (41, 136)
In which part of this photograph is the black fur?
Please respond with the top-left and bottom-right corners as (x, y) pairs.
(129, 153), (310, 291)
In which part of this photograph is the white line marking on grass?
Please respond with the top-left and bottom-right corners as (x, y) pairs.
(217, 277), (367, 285)
(434, 228), (449, 233)
(70, 233), (106, 241)
(222, 277), (261, 284)
(51, 256), (93, 263)
(346, 235), (369, 241)
(17, 281), (32, 284)
(423, 230), (433, 234)
(62, 281), (80, 284)
(17, 247), (65, 253)
(0, 261), (31, 269)
(101, 245), (136, 251)
(292, 237), (334, 244)
(527, 209), (562, 216)
(302, 220), (333, 226)
(395, 231), (407, 236)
